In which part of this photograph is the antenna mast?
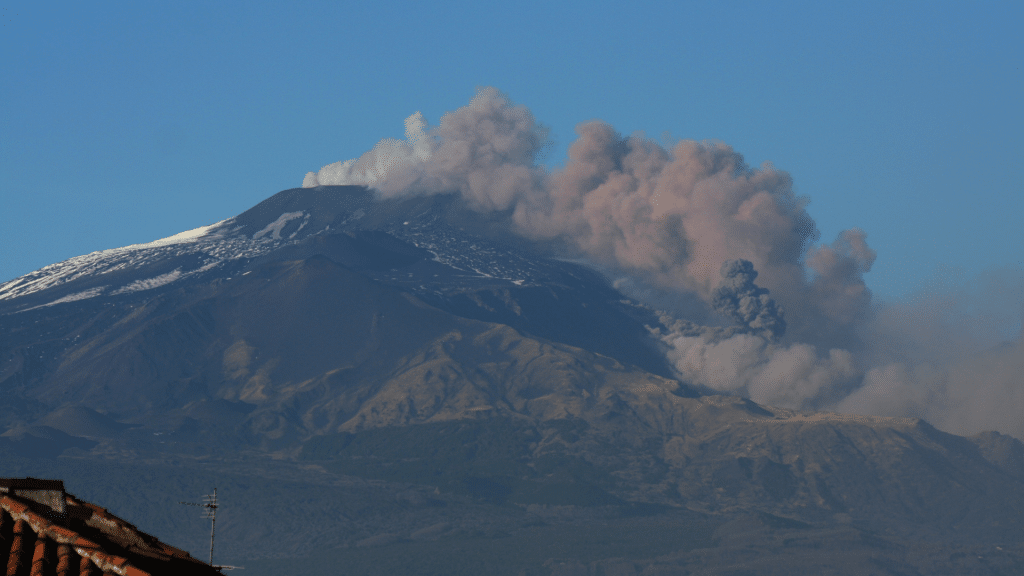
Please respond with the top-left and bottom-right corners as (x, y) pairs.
(179, 487), (218, 565)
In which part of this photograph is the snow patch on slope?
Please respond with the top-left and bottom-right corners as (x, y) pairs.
(254, 212), (305, 240)
(49, 286), (108, 303)
(0, 219), (235, 302)
(16, 286), (110, 312)
(124, 221), (228, 250)
(112, 269), (184, 294)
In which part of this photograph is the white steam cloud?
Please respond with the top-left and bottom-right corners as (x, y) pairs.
(304, 88), (547, 212)
(303, 87), (1024, 440)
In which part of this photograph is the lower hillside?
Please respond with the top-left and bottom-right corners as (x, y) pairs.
(2, 388), (1022, 575)
(2, 254), (1022, 574)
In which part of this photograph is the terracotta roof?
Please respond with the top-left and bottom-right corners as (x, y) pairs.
(0, 478), (222, 576)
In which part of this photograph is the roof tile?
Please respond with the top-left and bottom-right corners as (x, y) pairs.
(0, 479), (223, 576)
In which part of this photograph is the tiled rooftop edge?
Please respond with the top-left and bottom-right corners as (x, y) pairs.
(1, 495), (141, 576)
(2, 495), (214, 575)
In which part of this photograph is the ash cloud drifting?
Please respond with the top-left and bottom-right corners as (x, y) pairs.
(304, 87), (1024, 440)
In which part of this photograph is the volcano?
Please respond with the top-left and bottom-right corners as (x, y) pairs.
(1, 186), (1022, 575)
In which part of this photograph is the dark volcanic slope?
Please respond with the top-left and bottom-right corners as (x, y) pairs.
(0, 186), (674, 377)
(0, 189), (683, 446)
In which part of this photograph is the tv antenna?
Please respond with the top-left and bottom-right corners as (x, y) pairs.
(179, 488), (243, 571)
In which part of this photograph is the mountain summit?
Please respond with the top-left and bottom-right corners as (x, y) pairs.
(1, 186), (1022, 575)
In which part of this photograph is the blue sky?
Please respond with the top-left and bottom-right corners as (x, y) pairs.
(2, 0), (1022, 304)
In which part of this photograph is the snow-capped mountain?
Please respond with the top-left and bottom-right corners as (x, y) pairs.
(1, 185), (607, 312)
(2, 185), (673, 379)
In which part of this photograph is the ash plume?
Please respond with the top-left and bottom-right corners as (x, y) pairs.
(710, 259), (786, 341)
(302, 87), (1024, 440)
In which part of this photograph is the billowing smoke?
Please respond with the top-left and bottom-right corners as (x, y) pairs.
(304, 88), (548, 212)
(657, 330), (860, 411)
(710, 259), (786, 341)
(653, 265), (1024, 438)
(651, 261), (858, 410)
(303, 87), (1024, 440)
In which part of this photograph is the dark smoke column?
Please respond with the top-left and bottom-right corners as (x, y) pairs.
(711, 259), (787, 341)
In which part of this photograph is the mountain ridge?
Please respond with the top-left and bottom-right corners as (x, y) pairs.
(1, 185), (1022, 574)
